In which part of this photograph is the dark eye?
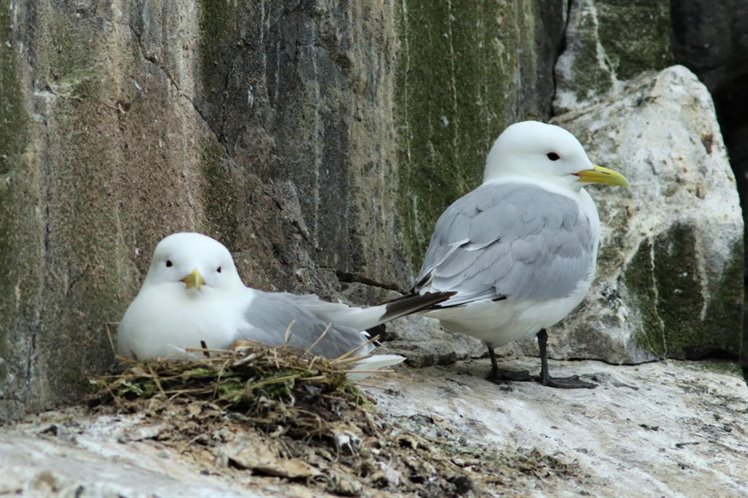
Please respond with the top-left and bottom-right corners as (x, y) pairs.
(165, 260), (173, 268)
(216, 266), (222, 273)
(547, 152), (560, 161)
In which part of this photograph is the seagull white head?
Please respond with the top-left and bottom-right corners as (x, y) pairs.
(483, 121), (628, 190)
(143, 232), (245, 294)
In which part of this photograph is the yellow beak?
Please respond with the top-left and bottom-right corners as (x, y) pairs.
(575, 165), (629, 187)
(180, 269), (205, 290)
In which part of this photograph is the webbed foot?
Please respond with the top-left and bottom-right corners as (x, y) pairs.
(536, 374), (596, 389)
(487, 367), (534, 383)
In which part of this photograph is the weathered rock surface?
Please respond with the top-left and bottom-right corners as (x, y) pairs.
(369, 359), (748, 497)
(670, 0), (748, 367)
(555, 0), (745, 366)
(554, 0), (673, 114)
(545, 66), (743, 363)
(2, 360), (746, 497)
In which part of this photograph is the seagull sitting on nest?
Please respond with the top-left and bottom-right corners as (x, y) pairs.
(391, 121), (629, 388)
(117, 232), (451, 378)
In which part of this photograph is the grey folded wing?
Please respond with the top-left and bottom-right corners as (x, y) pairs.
(236, 291), (371, 359)
(416, 182), (596, 305)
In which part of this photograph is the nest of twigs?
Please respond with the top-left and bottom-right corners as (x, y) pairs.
(90, 341), (371, 440)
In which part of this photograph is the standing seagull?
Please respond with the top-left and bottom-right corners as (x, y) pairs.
(117, 232), (450, 378)
(398, 121), (628, 388)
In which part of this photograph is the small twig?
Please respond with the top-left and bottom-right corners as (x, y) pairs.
(104, 322), (119, 356)
(147, 364), (167, 398)
(177, 433), (206, 454)
(331, 334), (381, 363)
(302, 323), (333, 358)
(283, 320), (296, 346)
(199, 340), (210, 358)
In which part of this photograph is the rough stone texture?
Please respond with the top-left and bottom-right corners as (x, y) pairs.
(670, 0), (748, 368)
(0, 0), (201, 421)
(2, 360), (746, 496)
(554, 0), (673, 113)
(0, 1), (564, 421)
(544, 66), (743, 363)
(369, 360), (748, 497)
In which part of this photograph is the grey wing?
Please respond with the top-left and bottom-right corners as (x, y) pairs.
(416, 182), (596, 304)
(237, 291), (371, 358)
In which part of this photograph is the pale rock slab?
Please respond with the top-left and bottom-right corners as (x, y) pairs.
(1, 360), (746, 497)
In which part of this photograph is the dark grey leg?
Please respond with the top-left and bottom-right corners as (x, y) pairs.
(485, 342), (533, 383)
(535, 329), (596, 389)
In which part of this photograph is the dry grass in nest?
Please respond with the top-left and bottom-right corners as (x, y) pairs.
(90, 341), (371, 441)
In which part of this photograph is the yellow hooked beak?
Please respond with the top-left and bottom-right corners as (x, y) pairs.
(180, 269), (205, 290)
(575, 165), (629, 187)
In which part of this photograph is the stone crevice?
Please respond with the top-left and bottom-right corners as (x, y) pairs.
(647, 235), (668, 354)
(335, 270), (404, 294)
(121, 19), (228, 160)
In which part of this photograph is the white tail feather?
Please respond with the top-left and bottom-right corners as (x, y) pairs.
(346, 354), (406, 380)
(300, 298), (388, 331)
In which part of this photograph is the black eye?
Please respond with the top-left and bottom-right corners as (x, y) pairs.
(165, 260), (173, 268)
(547, 152), (560, 161)
(217, 266), (222, 273)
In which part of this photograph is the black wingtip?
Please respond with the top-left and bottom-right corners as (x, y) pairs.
(380, 291), (456, 322)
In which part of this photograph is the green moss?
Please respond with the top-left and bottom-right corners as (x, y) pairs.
(567, 0), (672, 102)
(197, 0), (244, 119)
(652, 224), (704, 358)
(700, 241), (743, 358)
(596, 0), (672, 80)
(394, 1), (538, 266)
(201, 141), (239, 248)
(30, 14), (98, 98)
(570, 5), (614, 101)
(48, 18), (94, 79)
(195, 1), (247, 249)
(627, 225), (743, 360)
(0, 7), (28, 187)
(0, 4), (32, 380)
(624, 239), (665, 355)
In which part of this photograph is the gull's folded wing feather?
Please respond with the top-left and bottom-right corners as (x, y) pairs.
(416, 182), (595, 305)
(237, 291), (372, 358)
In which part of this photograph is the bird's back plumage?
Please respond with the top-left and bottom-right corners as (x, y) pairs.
(416, 181), (597, 306)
